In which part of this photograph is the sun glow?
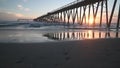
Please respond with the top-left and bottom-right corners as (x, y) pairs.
(89, 18), (94, 25)
(86, 17), (94, 26)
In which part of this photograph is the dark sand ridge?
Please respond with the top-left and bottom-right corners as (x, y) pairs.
(0, 38), (120, 68)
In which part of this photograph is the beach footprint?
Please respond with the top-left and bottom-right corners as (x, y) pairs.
(64, 51), (70, 61)
(63, 47), (71, 62)
(16, 57), (25, 63)
(65, 56), (70, 61)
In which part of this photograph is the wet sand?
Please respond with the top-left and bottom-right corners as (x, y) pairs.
(0, 38), (120, 68)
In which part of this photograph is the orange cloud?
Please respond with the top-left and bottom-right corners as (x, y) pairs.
(15, 13), (24, 18)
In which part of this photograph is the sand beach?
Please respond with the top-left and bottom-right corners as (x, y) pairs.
(0, 38), (120, 68)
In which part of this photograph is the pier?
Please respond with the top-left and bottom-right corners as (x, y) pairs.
(34, 0), (120, 30)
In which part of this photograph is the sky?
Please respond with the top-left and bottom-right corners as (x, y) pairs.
(0, 0), (74, 21)
(0, 0), (119, 21)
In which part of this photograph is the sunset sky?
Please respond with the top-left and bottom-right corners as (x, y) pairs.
(0, 0), (119, 21)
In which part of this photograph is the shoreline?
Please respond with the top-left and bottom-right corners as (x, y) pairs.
(0, 38), (120, 44)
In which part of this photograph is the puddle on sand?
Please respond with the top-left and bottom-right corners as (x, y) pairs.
(43, 30), (120, 41)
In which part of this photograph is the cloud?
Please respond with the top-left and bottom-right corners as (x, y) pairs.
(15, 13), (24, 17)
(17, 5), (23, 10)
(0, 11), (24, 21)
(17, 4), (31, 11)
(0, 12), (17, 21)
(24, 8), (30, 11)
(5, 11), (24, 18)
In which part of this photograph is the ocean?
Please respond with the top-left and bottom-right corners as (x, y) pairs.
(0, 21), (120, 43)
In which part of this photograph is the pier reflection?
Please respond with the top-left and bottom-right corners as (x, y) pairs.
(44, 30), (120, 40)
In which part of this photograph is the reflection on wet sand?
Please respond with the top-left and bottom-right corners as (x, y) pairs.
(44, 30), (120, 40)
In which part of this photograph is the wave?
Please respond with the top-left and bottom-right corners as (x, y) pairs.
(0, 21), (119, 30)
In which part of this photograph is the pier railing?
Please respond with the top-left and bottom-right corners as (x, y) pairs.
(50, 0), (84, 13)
